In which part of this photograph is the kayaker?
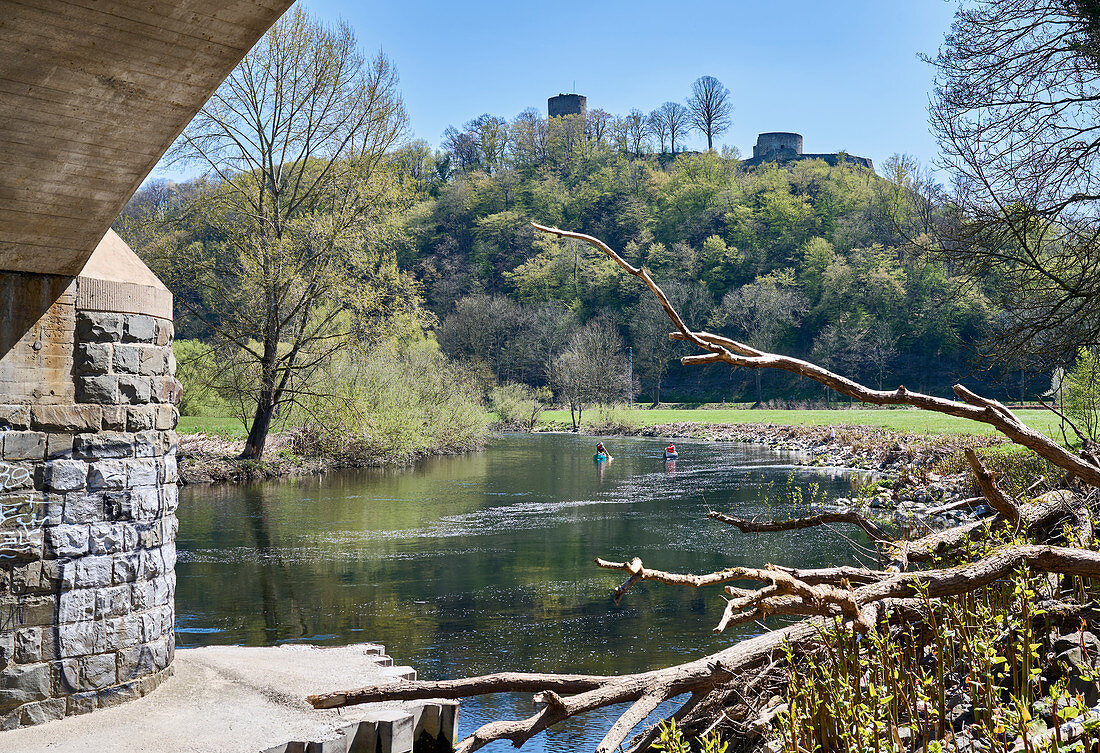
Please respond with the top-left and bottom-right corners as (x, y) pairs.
(596, 442), (608, 456)
(665, 443), (677, 456)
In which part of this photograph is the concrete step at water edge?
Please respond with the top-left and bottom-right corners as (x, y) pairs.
(380, 666), (417, 681)
(260, 701), (458, 753)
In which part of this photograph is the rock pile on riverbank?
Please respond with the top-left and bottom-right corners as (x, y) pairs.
(630, 421), (1004, 470)
(617, 421), (1016, 524)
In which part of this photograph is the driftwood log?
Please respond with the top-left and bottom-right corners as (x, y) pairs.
(306, 225), (1100, 753)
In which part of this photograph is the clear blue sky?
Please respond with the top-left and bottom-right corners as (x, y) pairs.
(151, 0), (959, 181)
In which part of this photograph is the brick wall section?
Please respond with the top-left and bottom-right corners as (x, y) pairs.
(0, 292), (179, 727)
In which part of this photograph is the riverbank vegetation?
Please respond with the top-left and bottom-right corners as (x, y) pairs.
(538, 405), (1064, 437)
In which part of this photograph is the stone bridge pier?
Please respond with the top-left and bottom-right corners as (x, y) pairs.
(0, 232), (179, 726)
(0, 0), (293, 728)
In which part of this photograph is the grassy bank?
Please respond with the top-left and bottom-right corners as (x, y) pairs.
(182, 406), (1065, 440)
(177, 415), (250, 438)
(538, 406), (1063, 437)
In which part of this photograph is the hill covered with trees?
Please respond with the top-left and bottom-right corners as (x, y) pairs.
(121, 65), (1035, 425)
(388, 107), (1008, 405)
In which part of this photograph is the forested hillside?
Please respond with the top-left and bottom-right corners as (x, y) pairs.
(391, 115), (1012, 404)
(121, 108), (1031, 408)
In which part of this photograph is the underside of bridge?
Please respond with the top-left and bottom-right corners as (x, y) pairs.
(0, 0), (293, 727)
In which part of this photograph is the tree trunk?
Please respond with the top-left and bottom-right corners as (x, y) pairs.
(707, 131), (713, 151)
(241, 394), (275, 459)
(755, 371), (762, 407)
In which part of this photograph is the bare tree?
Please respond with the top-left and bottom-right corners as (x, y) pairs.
(466, 114), (510, 174)
(923, 0), (1100, 364)
(442, 126), (481, 172)
(630, 281), (713, 405)
(651, 101), (691, 154)
(551, 319), (630, 430)
(437, 294), (523, 380)
(810, 317), (869, 406)
(158, 7), (408, 459)
(607, 115), (631, 154)
(687, 75), (733, 150)
(509, 108), (548, 168)
(625, 109), (650, 156)
(586, 108), (614, 144)
(646, 109), (669, 153)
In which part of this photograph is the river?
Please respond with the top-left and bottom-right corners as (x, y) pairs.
(175, 432), (869, 751)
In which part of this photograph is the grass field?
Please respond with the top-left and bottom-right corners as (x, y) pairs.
(176, 415), (249, 438)
(178, 406), (1067, 440)
(538, 406), (1065, 438)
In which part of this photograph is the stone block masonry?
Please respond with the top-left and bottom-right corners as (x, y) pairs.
(0, 237), (179, 728)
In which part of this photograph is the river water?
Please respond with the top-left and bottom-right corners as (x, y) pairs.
(175, 433), (868, 751)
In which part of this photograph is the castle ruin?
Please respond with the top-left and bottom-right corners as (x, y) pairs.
(742, 131), (873, 170)
(548, 93), (587, 120)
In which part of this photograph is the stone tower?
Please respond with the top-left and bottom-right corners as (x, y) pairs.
(753, 132), (804, 160)
(548, 93), (587, 120)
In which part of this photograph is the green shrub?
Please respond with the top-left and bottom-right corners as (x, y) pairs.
(583, 404), (639, 433)
(490, 383), (551, 430)
(1065, 347), (1100, 442)
(290, 339), (491, 462)
(652, 720), (727, 753)
(173, 340), (233, 417)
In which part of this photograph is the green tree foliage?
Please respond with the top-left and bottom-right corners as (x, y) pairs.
(120, 7), (414, 458)
(412, 111), (1002, 403)
(490, 383), (552, 430)
(294, 338), (489, 462)
(711, 270), (809, 404)
(551, 319), (631, 430)
(1065, 348), (1100, 441)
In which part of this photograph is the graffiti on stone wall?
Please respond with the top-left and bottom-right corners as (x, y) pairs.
(0, 468), (44, 560)
(0, 462), (31, 491)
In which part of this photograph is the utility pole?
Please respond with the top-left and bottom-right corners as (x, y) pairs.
(627, 347), (633, 407)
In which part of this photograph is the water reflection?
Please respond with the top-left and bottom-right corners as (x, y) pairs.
(175, 433), (870, 751)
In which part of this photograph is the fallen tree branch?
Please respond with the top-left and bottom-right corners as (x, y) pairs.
(706, 509), (891, 542)
(964, 448), (1020, 523)
(528, 224), (1100, 489)
(310, 618), (832, 750)
(601, 545), (1100, 629)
